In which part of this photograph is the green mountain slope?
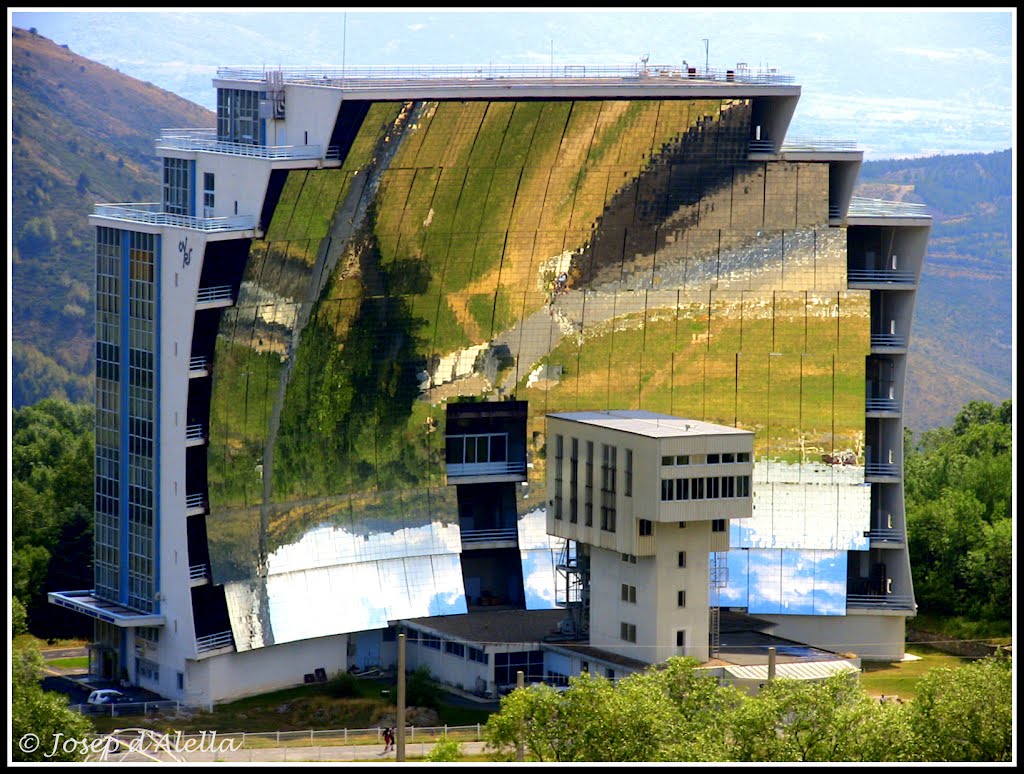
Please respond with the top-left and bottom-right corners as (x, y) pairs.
(10, 27), (213, 406)
(855, 150), (1013, 431)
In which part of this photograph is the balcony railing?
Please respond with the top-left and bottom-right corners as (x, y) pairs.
(866, 528), (904, 541)
(460, 527), (519, 544)
(92, 202), (257, 232)
(781, 137), (859, 152)
(188, 564), (210, 582)
(866, 397), (900, 413)
(189, 356), (210, 376)
(865, 463), (901, 478)
(446, 461), (527, 479)
(196, 631), (234, 654)
(870, 333), (907, 349)
(185, 424), (206, 445)
(847, 197), (930, 219)
(196, 285), (234, 305)
(185, 493), (207, 515)
(847, 594), (915, 609)
(748, 139), (774, 153)
(848, 269), (916, 284)
(156, 129), (338, 160)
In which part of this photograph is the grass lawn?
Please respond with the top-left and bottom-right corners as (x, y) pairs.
(858, 644), (968, 701)
(45, 656), (89, 670)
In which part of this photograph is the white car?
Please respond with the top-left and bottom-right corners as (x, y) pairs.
(87, 689), (126, 705)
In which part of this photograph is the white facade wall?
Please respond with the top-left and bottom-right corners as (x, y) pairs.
(760, 611), (907, 662)
(185, 633), (349, 705)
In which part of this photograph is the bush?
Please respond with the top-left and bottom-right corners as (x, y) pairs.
(405, 665), (441, 710)
(325, 671), (360, 698)
(425, 735), (462, 762)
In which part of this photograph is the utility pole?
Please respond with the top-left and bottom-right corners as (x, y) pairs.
(397, 633), (406, 761)
(703, 38), (709, 74)
(767, 646), (777, 682)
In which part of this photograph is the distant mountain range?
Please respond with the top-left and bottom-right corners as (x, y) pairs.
(9, 27), (1013, 431)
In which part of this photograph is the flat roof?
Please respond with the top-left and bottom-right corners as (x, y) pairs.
(402, 608), (567, 644)
(548, 410), (753, 439)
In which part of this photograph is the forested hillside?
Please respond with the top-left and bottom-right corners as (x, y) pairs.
(855, 150), (1012, 430)
(10, 27), (213, 406)
(8, 27), (1012, 432)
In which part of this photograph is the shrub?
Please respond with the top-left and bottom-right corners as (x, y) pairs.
(425, 735), (462, 762)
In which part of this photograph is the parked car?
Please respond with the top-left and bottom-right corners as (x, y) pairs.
(87, 689), (126, 705)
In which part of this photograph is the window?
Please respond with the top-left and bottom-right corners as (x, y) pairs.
(569, 438), (579, 523)
(638, 518), (652, 536)
(495, 650), (543, 685)
(600, 444), (617, 532)
(163, 158), (190, 216)
(677, 590), (687, 608)
(678, 521), (687, 528)
(712, 519), (727, 532)
(621, 584), (637, 603)
(553, 434), (564, 520)
(203, 172), (215, 217)
(605, 668), (615, 680)
(620, 553), (637, 564)
(177, 672), (184, 691)
(661, 479), (673, 501)
(423, 636), (441, 651)
(584, 442), (594, 526)
(446, 433), (509, 467)
(137, 627), (160, 643)
(625, 449), (633, 497)
(723, 476), (735, 498)
(678, 551), (687, 568)
(445, 641), (466, 658)
(468, 646), (488, 665)
(707, 453), (720, 464)
(406, 629), (419, 642)
(661, 455), (674, 466)
(722, 452), (735, 463)
(737, 452), (751, 463)
(137, 659), (159, 682)
(620, 622), (637, 643)
(676, 630), (687, 653)
(738, 475), (751, 497)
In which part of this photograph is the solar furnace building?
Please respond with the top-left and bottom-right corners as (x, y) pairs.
(51, 63), (930, 704)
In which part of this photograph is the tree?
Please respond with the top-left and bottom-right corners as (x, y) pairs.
(905, 656), (1013, 762)
(11, 640), (94, 762)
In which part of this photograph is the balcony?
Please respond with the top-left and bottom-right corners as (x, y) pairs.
(865, 528), (905, 546)
(460, 527), (519, 549)
(846, 594), (915, 610)
(848, 268), (916, 287)
(92, 202), (257, 233)
(870, 333), (907, 351)
(189, 564), (211, 587)
(847, 197), (930, 220)
(185, 493), (207, 517)
(156, 128), (339, 160)
(196, 285), (235, 310)
(196, 630), (235, 657)
(189, 356), (210, 378)
(446, 460), (527, 484)
(185, 423), (206, 447)
(865, 397), (900, 417)
(865, 463), (901, 482)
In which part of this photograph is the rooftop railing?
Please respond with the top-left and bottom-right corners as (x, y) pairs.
(848, 197), (930, 219)
(216, 63), (796, 87)
(847, 594), (915, 609)
(196, 631), (234, 654)
(93, 202), (256, 232)
(848, 269), (916, 284)
(157, 129), (337, 160)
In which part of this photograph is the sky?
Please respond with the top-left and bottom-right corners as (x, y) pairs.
(7, 7), (1017, 160)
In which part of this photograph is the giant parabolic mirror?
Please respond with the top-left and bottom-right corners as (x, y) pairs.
(206, 97), (869, 650)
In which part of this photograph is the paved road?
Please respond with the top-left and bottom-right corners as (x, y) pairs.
(92, 738), (493, 763)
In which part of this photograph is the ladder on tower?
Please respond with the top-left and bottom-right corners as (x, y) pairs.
(708, 552), (729, 658)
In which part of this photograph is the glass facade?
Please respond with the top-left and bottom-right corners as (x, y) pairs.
(93, 228), (158, 613)
(217, 88), (262, 145)
(206, 97), (870, 649)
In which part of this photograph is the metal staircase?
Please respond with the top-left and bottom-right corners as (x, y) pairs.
(709, 552), (729, 658)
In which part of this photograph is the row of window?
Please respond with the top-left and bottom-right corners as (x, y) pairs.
(660, 475), (751, 502)
(410, 631), (489, 665)
(554, 436), (632, 533)
(662, 451), (751, 467)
